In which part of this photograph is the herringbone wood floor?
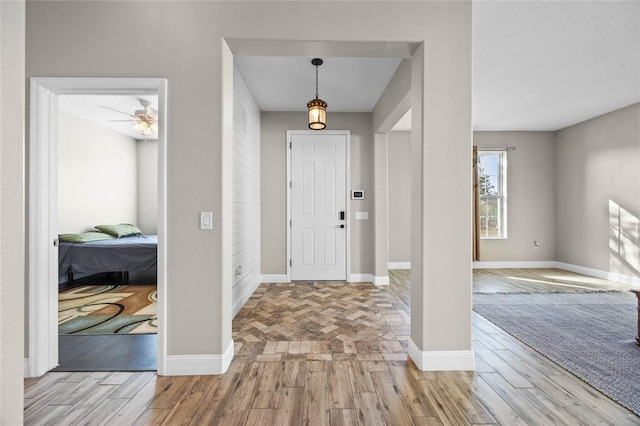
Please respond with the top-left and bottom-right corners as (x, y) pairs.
(24, 269), (639, 425)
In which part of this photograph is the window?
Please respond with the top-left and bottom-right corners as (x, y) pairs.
(477, 150), (507, 238)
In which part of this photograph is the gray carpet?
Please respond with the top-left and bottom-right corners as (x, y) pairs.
(473, 291), (640, 415)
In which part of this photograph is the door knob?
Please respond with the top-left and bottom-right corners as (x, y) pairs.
(339, 224), (345, 228)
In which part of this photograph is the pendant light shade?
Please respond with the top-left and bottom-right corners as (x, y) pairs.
(308, 58), (327, 130)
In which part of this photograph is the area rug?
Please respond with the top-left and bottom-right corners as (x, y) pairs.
(59, 285), (157, 335)
(473, 291), (640, 415)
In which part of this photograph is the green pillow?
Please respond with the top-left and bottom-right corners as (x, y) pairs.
(95, 223), (142, 238)
(58, 232), (115, 243)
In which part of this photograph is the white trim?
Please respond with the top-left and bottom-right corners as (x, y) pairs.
(24, 358), (30, 378)
(374, 275), (390, 286)
(388, 262), (411, 270)
(28, 81), (58, 377)
(408, 339), (475, 371)
(28, 77), (168, 377)
(287, 130), (351, 282)
(260, 274), (290, 283)
(473, 261), (556, 269)
(554, 262), (640, 287)
(349, 274), (374, 283)
(164, 340), (234, 376)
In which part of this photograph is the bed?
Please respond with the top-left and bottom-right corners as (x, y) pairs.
(58, 234), (157, 285)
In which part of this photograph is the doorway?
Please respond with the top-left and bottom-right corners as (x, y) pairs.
(28, 78), (168, 376)
(288, 130), (350, 281)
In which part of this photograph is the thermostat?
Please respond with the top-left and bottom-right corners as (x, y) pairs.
(351, 190), (365, 200)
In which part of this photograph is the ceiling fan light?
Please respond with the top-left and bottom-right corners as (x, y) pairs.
(134, 121), (146, 133)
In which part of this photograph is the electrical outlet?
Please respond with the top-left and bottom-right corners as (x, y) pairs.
(533, 241), (540, 250)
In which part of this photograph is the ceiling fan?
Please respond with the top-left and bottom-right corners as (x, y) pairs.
(100, 99), (158, 136)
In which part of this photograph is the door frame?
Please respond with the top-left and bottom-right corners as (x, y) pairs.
(286, 130), (351, 281)
(27, 77), (168, 376)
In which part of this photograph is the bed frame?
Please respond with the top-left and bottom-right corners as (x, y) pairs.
(58, 235), (157, 285)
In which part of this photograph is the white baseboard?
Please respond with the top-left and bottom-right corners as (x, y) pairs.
(260, 274), (290, 283)
(349, 274), (374, 283)
(164, 340), (234, 375)
(374, 275), (390, 286)
(473, 261), (556, 269)
(554, 262), (640, 287)
(260, 273), (391, 285)
(408, 339), (475, 371)
(388, 262), (411, 270)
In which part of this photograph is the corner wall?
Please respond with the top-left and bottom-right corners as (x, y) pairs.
(475, 131), (556, 262)
(555, 103), (640, 281)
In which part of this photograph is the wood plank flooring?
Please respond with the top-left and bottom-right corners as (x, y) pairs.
(54, 335), (157, 372)
(25, 269), (639, 425)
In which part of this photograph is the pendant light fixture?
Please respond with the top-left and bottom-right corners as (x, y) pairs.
(307, 58), (327, 130)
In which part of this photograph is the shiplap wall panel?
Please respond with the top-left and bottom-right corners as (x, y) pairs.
(232, 65), (261, 317)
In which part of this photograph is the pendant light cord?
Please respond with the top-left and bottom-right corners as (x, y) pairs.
(315, 65), (319, 99)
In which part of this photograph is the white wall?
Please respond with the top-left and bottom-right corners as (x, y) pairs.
(137, 140), (158, 234)
(556, 103), (640, 280)
(58, 111), (138, 234)
(1, 0), (25, 423)
(388, 131), (411, 263)
(475, 131), (556, 262)
(261, 112), (374, 276)
(232, 65), (261, 316)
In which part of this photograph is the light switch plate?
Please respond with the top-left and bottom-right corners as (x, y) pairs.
(200, 212), (213, 230)
(355, 211), (368, 220)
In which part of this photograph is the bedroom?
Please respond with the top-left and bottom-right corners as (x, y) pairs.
(56, 95), (159, 370)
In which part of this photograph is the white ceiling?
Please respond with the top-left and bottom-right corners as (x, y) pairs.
(472, 0), (640, 131)
(59, 1), (639, 135)
(234, 56), (403, 112)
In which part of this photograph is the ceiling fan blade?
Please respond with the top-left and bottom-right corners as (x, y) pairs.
(100, 105), (134, 117)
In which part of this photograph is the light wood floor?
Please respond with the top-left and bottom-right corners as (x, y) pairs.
(25, 269), (639, 425)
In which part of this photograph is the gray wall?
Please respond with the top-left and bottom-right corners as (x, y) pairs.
(261, 112), (374, 276)
(475, 131), (556, 262)
(23, 0), (473, 376)
(556, 103), (640, 278)
(388, 131), (412, 263)
(232, 66), (261, 316)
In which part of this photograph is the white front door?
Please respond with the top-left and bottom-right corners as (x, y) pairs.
(290, 132), (347, 281)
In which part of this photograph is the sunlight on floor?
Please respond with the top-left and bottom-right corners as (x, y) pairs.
(505, 276), (597, 291)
